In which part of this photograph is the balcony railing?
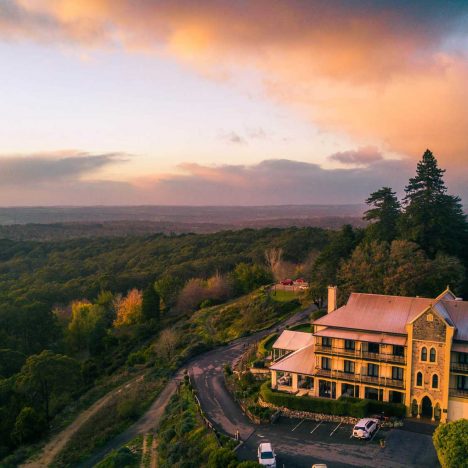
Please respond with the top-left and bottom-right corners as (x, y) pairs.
(314, 367), (405, 388)
(449, 388), (468, 398)
(450, 362), (468, 373)
(315, 344), (406, 364)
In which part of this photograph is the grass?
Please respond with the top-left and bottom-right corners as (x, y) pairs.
(95, 435), (143, 468)
(288, 322), (312, 333)
(51, 373), (165, 467)
(270, 289), (301, 302)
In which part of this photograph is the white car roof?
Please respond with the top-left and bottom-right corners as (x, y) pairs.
(259, 442), (273, 451)
(356, 418), (377, 425)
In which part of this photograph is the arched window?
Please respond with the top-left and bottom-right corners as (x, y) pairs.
(430, 348), (436, 362)
(432, 374), (439, 389)
(416, 372), (423, 386)
(421, 347), (427, 361)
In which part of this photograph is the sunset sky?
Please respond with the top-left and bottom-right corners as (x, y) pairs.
(1, 1), (467, 205)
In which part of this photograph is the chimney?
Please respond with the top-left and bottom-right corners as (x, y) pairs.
(327, 285), (338, 314)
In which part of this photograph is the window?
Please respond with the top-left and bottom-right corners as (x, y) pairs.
(368, 342), (379, 354)
(421, 347), (427, 361)
(321, 357), (331, 370)
(457, 375), (468, 390)
(416, 371), (423, 387)
(430, 348), (436, 363)
(458, 353), (468, 364)
(344, 360), (355, 374)
(392, 366), (403, 381)
(322, 337), (332, 348)
(393, 345), (404, 357)
(345, 339), (355, 350)
(432, 374), (439, 389)
(427, 313), (433, 322)
(368, 363), (379, 377)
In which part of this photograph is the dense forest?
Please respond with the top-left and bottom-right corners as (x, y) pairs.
(0, 149), (466, 464)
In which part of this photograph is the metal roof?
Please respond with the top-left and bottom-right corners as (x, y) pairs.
(272, 330), (314, 351)
(270, 344), (315, 375)
(441, 301), (468, 341)
(314, 328), (407, 346)
(314, 293), (433, 334)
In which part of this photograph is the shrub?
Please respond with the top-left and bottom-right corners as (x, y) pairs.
(433, 419), (468, 468)
(260, 382), (404, 418)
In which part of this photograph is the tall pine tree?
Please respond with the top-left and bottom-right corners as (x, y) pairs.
(364, 187), (401, 242)
(400, 149), (467, 257)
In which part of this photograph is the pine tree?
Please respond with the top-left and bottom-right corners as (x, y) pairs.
(141, 284), (160, 322)
(400, 149), (467, 257)
(364, 187), (401, 242)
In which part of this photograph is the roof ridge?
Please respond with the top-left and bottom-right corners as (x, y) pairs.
(351, 292), (432, 301)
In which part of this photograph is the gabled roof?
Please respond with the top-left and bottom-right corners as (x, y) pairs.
(441, 301), (468, 341)
(272, 330), (314, 351)
(270, 344), (315, 375)
(314, 293), (433, 334)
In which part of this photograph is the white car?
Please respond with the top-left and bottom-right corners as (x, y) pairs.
(352, 418), (379, 439)
(258, 442), (277, 467)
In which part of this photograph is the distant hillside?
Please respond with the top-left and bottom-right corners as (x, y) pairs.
(0, 205), (365, 240)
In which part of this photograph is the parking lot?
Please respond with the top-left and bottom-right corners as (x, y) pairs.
(236, 416), (439, 468)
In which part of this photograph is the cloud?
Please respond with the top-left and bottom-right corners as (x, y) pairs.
(133, 158), (415, 205)
(0, 151), (128, 185)
(328, 146), (384, 166)
(218, 131), (247, 145)
(1, 1), (468, 162)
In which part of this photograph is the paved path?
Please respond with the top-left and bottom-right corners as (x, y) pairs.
(83, 307), (312, 466)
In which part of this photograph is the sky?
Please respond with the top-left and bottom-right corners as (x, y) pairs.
(0, 0), (467, 206)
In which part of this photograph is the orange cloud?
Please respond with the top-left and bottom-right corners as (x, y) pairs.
(2, 1), (468, 162)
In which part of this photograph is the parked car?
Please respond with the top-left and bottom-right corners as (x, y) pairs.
(298, 285), (309, 290)
(258, 442), (277, 467)
(312, 465), (328, 468)
(352, 418), (379, 439)
(281, 279), (293, 285)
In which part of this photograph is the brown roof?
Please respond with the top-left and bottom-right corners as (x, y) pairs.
(440, 301), (468, 341)
(314, 293), (433, 334)
(272, 330), (314, 351)
(314, 328), (407, 346)
(270, 344), (315, 375)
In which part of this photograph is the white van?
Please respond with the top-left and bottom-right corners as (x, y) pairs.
(352, 418), (379, 439)
(258, 442), (277, 467)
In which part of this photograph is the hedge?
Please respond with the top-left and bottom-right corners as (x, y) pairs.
(260, 382), (405, 418)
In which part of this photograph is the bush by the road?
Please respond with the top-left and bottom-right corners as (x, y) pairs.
(433, 419), (468, 468)
(260, 382), (405, 418)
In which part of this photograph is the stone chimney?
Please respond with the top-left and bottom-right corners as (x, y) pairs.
(327, 285), (338, 314)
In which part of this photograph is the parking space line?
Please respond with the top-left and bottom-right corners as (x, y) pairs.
(291, 419), (305, 432)
(310, 421), (322, 434)
(330, 421), (342, 436)
(370, 427), (380, 442)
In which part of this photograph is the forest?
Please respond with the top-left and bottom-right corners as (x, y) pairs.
(0, 150), (467, 465)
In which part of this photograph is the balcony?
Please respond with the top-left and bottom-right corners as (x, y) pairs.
(314, 368), (405, 389)
(315, 345), (406, 364)
(450, 362), (468, 373)
(449, 388), (468, 398)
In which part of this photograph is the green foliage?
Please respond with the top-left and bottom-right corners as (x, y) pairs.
(364, 187), (401, 242)
(16, 350), (81, 425)
(0, 349), (26, 378)
(260, 382), (405, 418)
(142, 284), (160, 322)
(433, 419), (468, 468)
(258, 333), (278, 357)
(401, 150), (467, 258)
(232, 262), (272, 294)
(338, 240), (464, 298)
(95, 446), (139, 468)
(12, 406), (46, 444)
(207, 447), (237, 468)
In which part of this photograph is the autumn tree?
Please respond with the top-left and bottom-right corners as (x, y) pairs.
(175, 278), (208, 312)
(16, 350), (81, 427)
(154, 328), (180, 361)
(114, 289), (143, 327)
